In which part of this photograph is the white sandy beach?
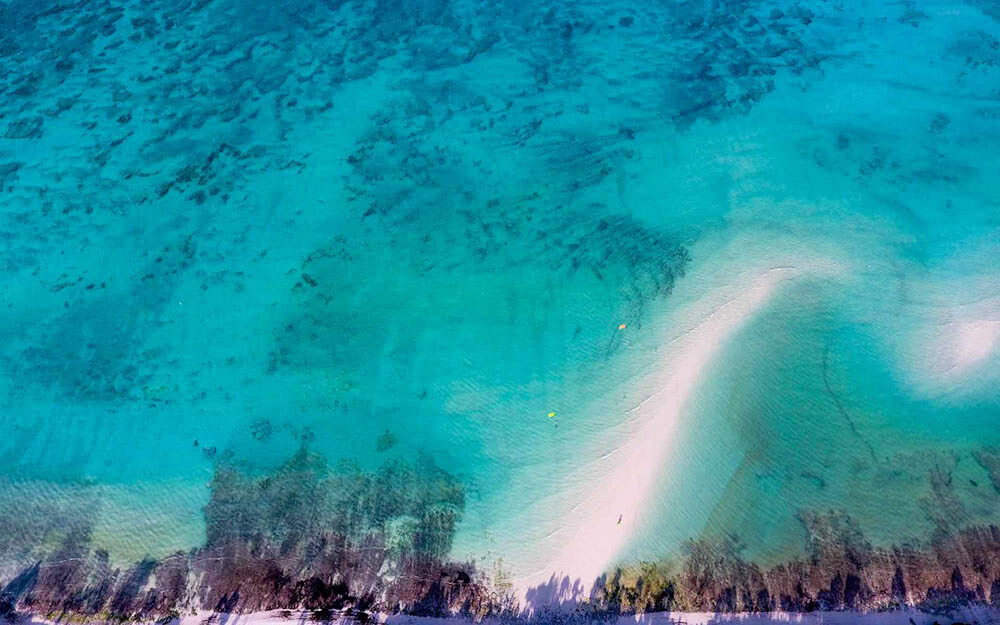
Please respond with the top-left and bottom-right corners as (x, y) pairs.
(508, 234), (846, 605)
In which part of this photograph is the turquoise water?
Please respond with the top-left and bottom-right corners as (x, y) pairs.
(0, 0), (998, 603)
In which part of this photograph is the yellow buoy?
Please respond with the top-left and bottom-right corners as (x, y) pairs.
(618, 323), (627, 330)
(547, 411), (556, 418)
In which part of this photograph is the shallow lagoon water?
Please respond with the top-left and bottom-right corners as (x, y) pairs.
(0, 0), (998, 615)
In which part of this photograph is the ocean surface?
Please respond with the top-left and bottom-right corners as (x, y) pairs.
(1, 0), (998, 613)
